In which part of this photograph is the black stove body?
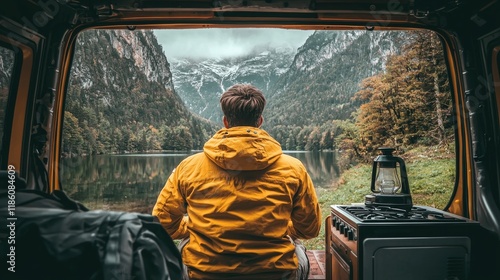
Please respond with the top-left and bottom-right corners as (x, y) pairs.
(326, 204), (483, 280)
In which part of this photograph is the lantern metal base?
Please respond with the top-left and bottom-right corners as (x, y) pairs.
(364, 193), (413, 211)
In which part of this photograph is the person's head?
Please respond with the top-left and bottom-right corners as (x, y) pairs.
(220, 84), (266, 128)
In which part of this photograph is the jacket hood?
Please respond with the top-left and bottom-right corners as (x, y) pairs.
(203, 126), (283, 171)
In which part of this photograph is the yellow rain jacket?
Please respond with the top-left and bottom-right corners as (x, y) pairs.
(152, 126), (321, 279)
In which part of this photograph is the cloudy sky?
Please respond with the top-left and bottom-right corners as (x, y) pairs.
(154, 28), (313, 59)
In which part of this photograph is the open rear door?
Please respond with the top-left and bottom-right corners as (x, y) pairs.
(450, 0), (500, 238)
(442, 1), (500, 276)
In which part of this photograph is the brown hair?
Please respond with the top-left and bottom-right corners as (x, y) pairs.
(220, 84), (266, 127)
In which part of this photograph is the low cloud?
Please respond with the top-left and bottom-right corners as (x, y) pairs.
(154, 28), (313, 59)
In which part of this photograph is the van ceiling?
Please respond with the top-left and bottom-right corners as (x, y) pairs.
(3, 0), (498, 36)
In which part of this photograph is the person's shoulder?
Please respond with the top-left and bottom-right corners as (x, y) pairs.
(185, 152), (205, 160)
(276, 154), (307, 170)
(177, 152), (206, 167)
(279, 153), (301, 162)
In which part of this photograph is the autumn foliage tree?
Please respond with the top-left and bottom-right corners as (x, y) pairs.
(352, 30), (453, 157)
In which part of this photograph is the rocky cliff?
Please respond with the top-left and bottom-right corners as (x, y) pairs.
(64, 29), (216, 155)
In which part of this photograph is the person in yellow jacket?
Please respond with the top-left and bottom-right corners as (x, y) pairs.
(152, 83), (321, 280)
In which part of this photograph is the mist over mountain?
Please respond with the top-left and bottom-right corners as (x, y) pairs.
(170, 46), (295, 122)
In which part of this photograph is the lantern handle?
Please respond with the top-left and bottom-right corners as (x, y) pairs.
(370, 160), (378, 192)
(395, 156), (411, 194)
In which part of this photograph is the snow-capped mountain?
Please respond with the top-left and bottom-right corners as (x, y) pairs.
(169, 46), (295, 122)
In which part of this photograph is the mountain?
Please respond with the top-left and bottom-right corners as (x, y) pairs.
(63, 30), (216, 156)
(167, 30), (406, 128)
(169, 46), (295, 122)
(265, 30), (406, 128)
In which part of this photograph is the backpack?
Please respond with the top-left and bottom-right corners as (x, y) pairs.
(0, 171), (183, 280)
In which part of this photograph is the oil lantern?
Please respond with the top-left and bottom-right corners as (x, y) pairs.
(364, 147), (413, 210)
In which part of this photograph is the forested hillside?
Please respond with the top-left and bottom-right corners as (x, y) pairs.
(62, 30), (216, 156)
(339, 31), (453, 161)
(264, 30), (408, 150)
(264, 30), (452, 158)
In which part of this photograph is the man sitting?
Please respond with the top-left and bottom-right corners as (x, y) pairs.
(153, 84), (321, 280)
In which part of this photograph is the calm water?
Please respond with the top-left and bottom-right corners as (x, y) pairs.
(60, 151), (340, 214)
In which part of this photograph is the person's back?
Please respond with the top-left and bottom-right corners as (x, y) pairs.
(153, 84), (321, 280)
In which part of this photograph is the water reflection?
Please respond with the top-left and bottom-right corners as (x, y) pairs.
(60, 151), (339, 214)
(283, 151), (340, 189)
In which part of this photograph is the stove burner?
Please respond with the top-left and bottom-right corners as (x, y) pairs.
(341, 205), (466, 222)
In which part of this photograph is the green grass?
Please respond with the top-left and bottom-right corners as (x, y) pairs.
(303, 151), (455, 250)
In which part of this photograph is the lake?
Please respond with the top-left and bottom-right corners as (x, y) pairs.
(60, 151), (340, 214)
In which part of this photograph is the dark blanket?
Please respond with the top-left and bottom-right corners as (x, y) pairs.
(0, 186), (182, 280)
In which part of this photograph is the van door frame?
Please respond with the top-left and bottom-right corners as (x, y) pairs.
(0, 20), (40, 182)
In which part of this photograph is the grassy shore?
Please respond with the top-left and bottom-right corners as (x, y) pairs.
(303, 146), (455, 250)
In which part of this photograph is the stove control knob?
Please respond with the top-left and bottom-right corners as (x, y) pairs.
(343, 227), (349, 237)
(335, 219), (341, 230)
(339, 223), (345, 234)
(347, 229), (354, 240)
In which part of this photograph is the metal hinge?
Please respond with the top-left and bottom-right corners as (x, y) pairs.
(94, 3), (114, 17)
(410, 8), (430, 18)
